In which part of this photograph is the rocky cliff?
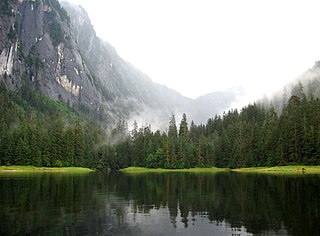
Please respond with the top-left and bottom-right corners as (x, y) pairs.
(0, 0), (103, 111)
(0, 0), (241, 126)
(61, 1), (193, 123)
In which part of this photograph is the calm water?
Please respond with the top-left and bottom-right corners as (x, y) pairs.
(1, 171), (320, 236)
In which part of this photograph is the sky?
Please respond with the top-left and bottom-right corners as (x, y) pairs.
(64, 0), (320, 103)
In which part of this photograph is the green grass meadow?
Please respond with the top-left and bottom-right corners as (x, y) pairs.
(0, 166), (94, 174)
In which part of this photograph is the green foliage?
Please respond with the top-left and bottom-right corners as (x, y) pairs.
(109, 81), (320, 169)
(47, 0), (70, 23)
(53, 159), (63, 167)
(0, 81), (105, 169)
(121, 167), (228, 173)
(1, 79), (320, 170)
(0, 166), (93, 173)
(0, 0), (14, 16)
(146, 154), (156, 168)
(8, 25), (17, 41)
(26, 56), (44, 69)
(90, 73), (115, 102)
(49, 20), (64, 47)
(44, 0), (69, 47)
(25, 46), (45, 69)
(234, 165), (320, 174)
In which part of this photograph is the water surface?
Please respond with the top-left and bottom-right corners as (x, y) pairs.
(1, 171), (319, 235)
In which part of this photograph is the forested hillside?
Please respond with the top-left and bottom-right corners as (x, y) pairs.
(1, 0), (320, 169)
(99, 81), (320, 169)
(0, 81), (105, 168)
(0, 0), (239, 129)
(1, 76), (320, 169)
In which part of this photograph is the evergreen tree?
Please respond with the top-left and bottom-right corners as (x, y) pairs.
(73, 121), (85, 166)
(166, 113), (178, 168)
(178, 113), (189, 168)
(1, 79), (320, 170)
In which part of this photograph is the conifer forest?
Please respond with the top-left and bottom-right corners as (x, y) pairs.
(1, 80), (320, 170)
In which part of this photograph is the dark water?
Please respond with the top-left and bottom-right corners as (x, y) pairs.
(1, 171), (320, 236)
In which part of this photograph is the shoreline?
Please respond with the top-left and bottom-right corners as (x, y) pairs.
(121, 166), (320, 174)
(0, 166), (94, 173)
(2, 165), (319, 175)
(233, 166), (320, 174)
(120, 167), (230, 173)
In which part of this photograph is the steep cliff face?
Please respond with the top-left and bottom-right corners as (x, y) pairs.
(0, 0), (241, 126)
(0, 0), (189, 125)
(61, 1), (242, 124)
(61, 1), (191, 121)
(0, 0), (104, 113)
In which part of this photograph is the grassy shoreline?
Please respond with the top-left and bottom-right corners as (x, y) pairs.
(121, 167), (230, 173)
(233, 165), (320, 174)
(121, 166), (320, 174)
(0, 165), (94, 173)
(2, 165), (319, 174)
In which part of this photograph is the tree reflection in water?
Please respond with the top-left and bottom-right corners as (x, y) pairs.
(1, 172), (319, 235)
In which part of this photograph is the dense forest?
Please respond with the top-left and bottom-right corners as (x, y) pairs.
(0, 81), (106, 168)
(101, 81), (320, 169)
(1, 79), (320, 169)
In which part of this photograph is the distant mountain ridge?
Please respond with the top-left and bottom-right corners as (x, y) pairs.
(0, 0), (241, 127)
(262, 61), (320, 113)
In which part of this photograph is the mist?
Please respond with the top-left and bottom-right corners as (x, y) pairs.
(59, 0), (320, 134)
(63, 0), (320, 106)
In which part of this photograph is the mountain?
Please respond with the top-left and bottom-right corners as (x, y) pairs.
(0, 0), (103, 112)
(0, 0), (240, 127)
(2, 0), (320, 171)
(61, 1), (194, 125)
(187, 87), (245, 122)
(263, 61), (320, 113)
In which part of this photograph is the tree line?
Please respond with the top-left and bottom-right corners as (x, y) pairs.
(1, 81), (320, 169)
(101, 82), (320, 169)
(0, 82), (105, 168)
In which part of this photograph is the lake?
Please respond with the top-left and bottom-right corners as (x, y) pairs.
(1, 171), (320, 235)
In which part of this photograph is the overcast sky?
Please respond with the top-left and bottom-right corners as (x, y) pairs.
(64, 0), (320, 102)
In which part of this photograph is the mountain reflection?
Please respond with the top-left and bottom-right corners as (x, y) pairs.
(1, 172), (319, 235)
